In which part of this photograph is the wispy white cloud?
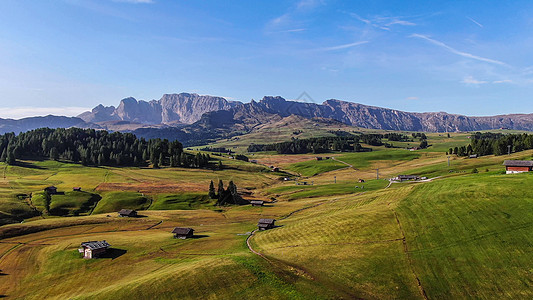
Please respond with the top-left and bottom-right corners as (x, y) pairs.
(410, 34), (508, 66)
(0, 107), (91, 119)
(386, 20), (416, 26)
(349, 13), (416, 31)
(281, 28), (306, 33)
(467, 17), (483, 28)
(462, 76), (488, 85)
(493, 79), (512, 84)
(319, 41), (368, 51)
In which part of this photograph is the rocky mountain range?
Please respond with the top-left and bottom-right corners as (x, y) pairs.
(2, 92), (533, 143)
(78, 93), (238, 125)
(78, 93), (533, 132)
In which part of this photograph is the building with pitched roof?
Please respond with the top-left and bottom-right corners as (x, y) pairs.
(78, 240), (111, 259)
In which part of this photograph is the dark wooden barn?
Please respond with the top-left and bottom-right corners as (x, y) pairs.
(503, 160), (533, 174)
(44, 186), (58, 194)
(172, 227), (194, 239)
(250, 200), (264, 207)
(258, 218), (276, 230)
(118, 209), (138, 217)
(78, 240), (111, 259)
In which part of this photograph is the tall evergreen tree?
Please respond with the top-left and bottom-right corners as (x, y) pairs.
(217, 180), (224, 201)
(208, 180), (216, 199)
(0, 149), (6, 162)
(6, 149), (15, 165)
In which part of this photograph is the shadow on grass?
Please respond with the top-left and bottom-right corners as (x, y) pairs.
(99, 248), (127, 260)
(14, 161), (47, 169)
(191, 234), (209, 239)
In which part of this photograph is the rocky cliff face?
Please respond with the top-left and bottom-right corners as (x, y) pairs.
(79, 92), (533, 132)
(79, 93), (238, 125)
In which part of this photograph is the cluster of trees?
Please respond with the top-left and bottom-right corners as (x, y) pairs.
(0, 127), (212, 169)
(247, 136), (372, 154)
(383, 133), (411, 142)
(208, 180), (248, 205)
(452, 133), (533, 157)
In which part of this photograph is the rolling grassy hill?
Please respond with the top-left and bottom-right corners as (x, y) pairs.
(0, 131), (532, 298)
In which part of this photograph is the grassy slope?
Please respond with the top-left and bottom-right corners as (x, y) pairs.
(92, 192), (150, 214)
(1, 131), (533, 298)
(397, 173), (533, 299)
(253, 173), (533, 299)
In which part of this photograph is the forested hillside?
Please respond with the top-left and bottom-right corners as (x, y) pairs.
(0, 128), (210, 168)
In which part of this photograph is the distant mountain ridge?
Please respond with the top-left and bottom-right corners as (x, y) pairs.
(79, 93), (533, 133)
(78, 93), (238, 125)
(2, 92), (533, 139)
(0, 115), (97, 134)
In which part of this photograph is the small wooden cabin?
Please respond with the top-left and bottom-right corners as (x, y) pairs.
(44, 186), (58, 194)
(251, 200), (264, 207)
(73, 187), (82, 192)
(118, 209), (138, 218)
(258, 218), (276, 231)
(396, 175), (420, 182)
(78, 240), (110, 259)
(172, 227), (194, 239)
(503, 160), (533, 174)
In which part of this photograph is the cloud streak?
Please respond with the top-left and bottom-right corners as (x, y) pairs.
(467, 17), (483, 28)
(462, 76), (487, 85)
(319, 41), (368, 51)
(410, 34), (507, 66)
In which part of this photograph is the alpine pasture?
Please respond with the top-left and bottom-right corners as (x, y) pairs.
(0, 132), (532, 299)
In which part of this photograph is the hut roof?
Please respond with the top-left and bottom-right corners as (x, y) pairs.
(398, 175), (418, 179)
(250, 200), (264, 205)
(118, 209), (136, 215)
(81, 240), (110, 250)
(172, 227), (194, 235)
(503, 160), (533, 167)
(258, 218), (275, 225)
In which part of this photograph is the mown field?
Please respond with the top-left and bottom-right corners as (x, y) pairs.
(1, 131), (532, 299)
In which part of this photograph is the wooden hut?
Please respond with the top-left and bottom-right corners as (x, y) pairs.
(44, 186), (58, 194)
(118, 209), (138, 218)
(78, 240), (110, 259)
(503, 160), (533, 174)
(258, 218), (276, 231)
(73, 187), (82, 191)
(395, 175), (420, 182)
(172, 227), (194, 239)
(250, 200), (264, 207)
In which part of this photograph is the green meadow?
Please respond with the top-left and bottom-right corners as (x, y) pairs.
(0, 134), (532, 299)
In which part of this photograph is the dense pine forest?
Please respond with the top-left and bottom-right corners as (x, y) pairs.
(247, 135), (375, 154)
(452, 132), (533, 157)
(0, 127), (211, 168)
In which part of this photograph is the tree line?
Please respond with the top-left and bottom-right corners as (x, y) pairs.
(247, 136), (375, 154)
(246, 132), (426, 154)
(0, 127), (213, 168)
(450, 132), (533, 157)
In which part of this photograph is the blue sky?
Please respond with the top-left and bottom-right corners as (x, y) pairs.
(1, 0), (533, 118)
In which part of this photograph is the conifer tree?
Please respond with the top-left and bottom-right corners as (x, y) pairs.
(208, 180), (216, 199)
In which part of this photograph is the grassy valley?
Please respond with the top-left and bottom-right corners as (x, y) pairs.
(0, 130), (532, 299)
